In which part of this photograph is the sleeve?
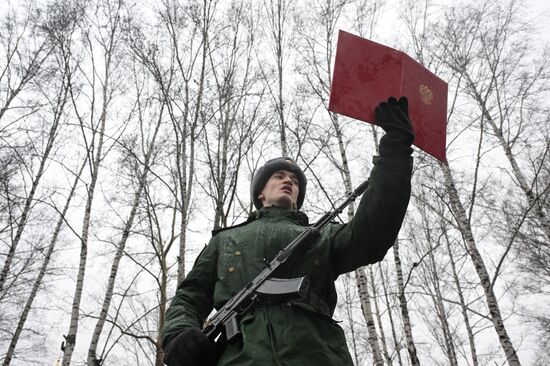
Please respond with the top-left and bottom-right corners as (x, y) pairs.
(160, 238), (219, 347)
(329, 155), (412, 276)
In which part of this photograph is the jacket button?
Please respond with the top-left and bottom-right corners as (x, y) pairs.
(235, 250), (241, 256)
(228, 266), (235, 273)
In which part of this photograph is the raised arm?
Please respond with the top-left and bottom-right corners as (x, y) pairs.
(330, 97), (414, 275)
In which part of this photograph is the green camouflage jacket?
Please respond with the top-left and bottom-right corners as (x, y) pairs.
(162, 155), (412, 365)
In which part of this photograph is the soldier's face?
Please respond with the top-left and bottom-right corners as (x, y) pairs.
(258, 170), (299, 209)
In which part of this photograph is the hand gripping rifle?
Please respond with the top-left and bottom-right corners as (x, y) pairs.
(202, 180), (370, 343)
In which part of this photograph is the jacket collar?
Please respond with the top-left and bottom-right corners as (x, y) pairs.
(250, 206), (309, 226)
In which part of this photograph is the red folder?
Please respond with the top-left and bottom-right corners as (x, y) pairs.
(328, 30), (448, 162)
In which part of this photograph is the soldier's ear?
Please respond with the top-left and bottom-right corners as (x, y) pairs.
(258, 192), (265, 201)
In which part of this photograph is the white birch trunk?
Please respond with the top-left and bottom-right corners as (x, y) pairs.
(2, 159), (85, 366)
(369, 266), (392, 365)
(427, 243), (458, 366)
(394, 241), (421, 366)
(440, 161), (522, 366)
(486, 109), (550, 242)
(267, 0), (289, 156)
(0, 98), (63, 293)
(0, 39), (51, 122)
(155, 252), (169, 366)
(465, 74), (550, 243)
(341, 273), (360, 364)
(61, 166), (98, 365)
(379, 262), (404, 366)
(212, 102), (230, 229)
(174, 0), (209, 283)
(177, 119), (190, 282)
(356, 267), (384, 366)
(443, 227), (479, 366)
(86, 112), (162, 365)
(62, 21), (115, 361)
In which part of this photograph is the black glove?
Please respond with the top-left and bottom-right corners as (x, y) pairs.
(163, 327), (219, 366)
(375, 96), (415, 158)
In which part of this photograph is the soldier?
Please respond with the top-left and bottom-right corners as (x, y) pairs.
(162, 96), (414, 366)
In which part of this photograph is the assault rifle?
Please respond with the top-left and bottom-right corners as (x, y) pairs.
(202, 180), (370, 343)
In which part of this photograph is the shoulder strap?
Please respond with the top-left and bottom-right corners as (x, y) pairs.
(211, 215), (257, 237)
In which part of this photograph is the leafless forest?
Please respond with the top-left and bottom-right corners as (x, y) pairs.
(0, 0), (549, 365)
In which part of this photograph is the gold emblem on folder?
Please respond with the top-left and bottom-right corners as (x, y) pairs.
(419, 84), (433, 105)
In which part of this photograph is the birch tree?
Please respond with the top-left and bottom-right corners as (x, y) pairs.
(203, 1), (268, 229)
(0, 1), (68, 295)
(111, 1), (216, 361)
(1, 5), (82, 360)
(62, 0), (124, 363)
(261, 0), (295, 156)
(412, 195), (459, 365)
(86, 71), (165, 365)
(377, 262), (404, 366)
(435, 2), (549, 364)
(3, 159), (86, 366)
(436, 0), (550, 294)
(441, 160), (521, 365)
(441, 216), (480, 366)
(398, 0), (527, 363)
(441, 1), (550, 243)
(411, 163), (481, 365)
(393, 241), (421, 366)
(155, 0), (214, 282)
(0, 2), (53, 123)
